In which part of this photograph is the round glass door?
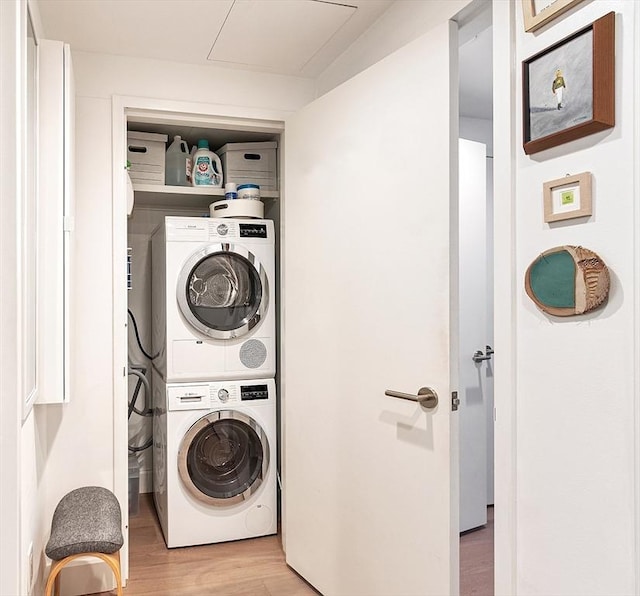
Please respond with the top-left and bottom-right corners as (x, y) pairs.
(178, 410), (270, 506)
(176, 244), (268, 340)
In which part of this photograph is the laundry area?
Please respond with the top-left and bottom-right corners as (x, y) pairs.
(16, 0), (497, 592)
(126, 122), (281, 550)
(8, 0), (640, 594)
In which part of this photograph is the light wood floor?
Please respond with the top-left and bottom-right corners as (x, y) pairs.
(100, 494), (318, 595)
(96, 495), (493, 595)
(460, 506), (494, 596)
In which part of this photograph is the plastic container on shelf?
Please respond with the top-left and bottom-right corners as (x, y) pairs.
(165, 135), (190, 186)
(237, 183), (260, 200)
(210, 198), (264, 219)
(225, 182), (238, 200)
(192, 139), (223, 188)
(216, 141), (277, 190)
(127, 131), (167, 185)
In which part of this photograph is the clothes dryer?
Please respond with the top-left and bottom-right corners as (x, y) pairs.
(151, 217), (275, 382)
(152, 370), (277, 548)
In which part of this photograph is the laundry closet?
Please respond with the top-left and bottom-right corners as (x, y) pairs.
(124, 108), (284, 550)
(107, 13), (468, 592)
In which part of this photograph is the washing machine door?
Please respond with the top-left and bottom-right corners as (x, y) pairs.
(177, 410), (270, 506)
(177, 244), (268, 340)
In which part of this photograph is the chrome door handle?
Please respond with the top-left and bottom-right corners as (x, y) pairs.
(472, 350), (491, 362)
(385, 387), (438, 409)
(472, 345), (494, 363)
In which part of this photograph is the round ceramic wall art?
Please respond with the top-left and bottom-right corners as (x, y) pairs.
(525, 246), (610, 316)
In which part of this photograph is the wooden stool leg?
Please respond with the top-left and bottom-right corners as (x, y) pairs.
(45, 552), (122, 596)
(44, 558), (67, 596)
(93, 552), (123, 596)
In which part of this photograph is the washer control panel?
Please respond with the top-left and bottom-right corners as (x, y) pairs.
(167, 379), (274, 411)
(210, 385), (238, 405)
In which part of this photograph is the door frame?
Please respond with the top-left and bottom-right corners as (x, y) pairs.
(492, 1), (518, 594)
(111, 95), (287, 582)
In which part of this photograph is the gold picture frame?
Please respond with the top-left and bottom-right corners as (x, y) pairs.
(522, 0), (585, 32)
(543, 172), (592, 223)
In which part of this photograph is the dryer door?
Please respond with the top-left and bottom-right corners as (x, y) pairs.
(177, 244), (268, 340)
(177, 410), (270, 506)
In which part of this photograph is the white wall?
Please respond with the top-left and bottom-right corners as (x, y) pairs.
(0, 1), (55, 594)
(1, 1), (25, 590)
(316, 0), (470, 96)
(460, 116), (492, 155)
(498, 1), (638, 593)
(72, 52), (316, 113)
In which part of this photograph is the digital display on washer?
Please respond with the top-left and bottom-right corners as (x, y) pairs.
(239, 224), (267, 239)
(241, 384), (269, 400)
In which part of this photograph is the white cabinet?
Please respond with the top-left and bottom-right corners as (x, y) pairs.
(37, 40), (74, 404)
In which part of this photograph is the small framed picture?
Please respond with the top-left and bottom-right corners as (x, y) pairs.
(522, 12), (615, 155)
(543, 172), (592, 223)
(521, 0), (585, 33)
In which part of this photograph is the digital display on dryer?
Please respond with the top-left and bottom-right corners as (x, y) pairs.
(239, 224), (267, 238)
(241, 384), (269, 400)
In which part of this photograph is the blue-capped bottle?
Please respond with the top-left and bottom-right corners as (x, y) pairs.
(192, 139), (223, 187)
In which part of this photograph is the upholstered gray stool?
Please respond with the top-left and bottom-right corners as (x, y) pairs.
(45, 486), (124, 596)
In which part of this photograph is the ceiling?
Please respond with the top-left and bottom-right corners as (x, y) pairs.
(36, 0), (393, 78)
(36, 0), (492, 119)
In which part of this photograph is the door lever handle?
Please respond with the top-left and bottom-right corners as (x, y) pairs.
(473, 345), (494, 363)
(472, 350), (491, 363)
(385, 387), (438, 409)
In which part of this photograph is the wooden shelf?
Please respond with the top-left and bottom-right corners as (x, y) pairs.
(132, 183), (279, 209)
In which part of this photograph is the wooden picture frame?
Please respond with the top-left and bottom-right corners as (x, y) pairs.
(521, 0), (585, 33)
(543, 172), (592, 223)
(522, 12), (615, 156)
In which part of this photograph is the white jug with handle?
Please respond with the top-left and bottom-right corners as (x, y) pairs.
(165, 135), (191, 186)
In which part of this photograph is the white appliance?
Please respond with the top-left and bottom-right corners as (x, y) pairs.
(151, 217), (275, 382)
(152, 370), (277, 548)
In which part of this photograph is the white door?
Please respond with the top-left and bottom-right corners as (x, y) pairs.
(283, 21), (459, 596)
(458, 139), (488, 532)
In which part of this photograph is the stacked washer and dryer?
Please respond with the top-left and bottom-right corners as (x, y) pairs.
(151, 216), (277, 548)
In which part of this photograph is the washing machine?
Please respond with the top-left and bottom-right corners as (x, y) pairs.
(151, 216), (275, 382)
(152, 369), (277, 548)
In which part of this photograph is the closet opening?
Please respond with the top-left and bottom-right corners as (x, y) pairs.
(113, 101), (297, 589)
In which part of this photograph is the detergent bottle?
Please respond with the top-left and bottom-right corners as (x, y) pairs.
(192, 139), (223, 187)
(164, 135), (190, 186)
